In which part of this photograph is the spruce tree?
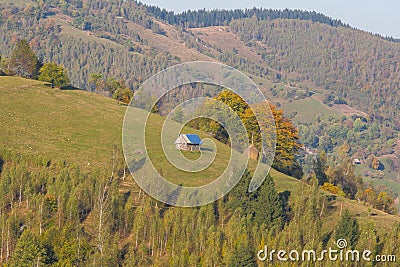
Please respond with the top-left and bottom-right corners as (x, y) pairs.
(9, 39), (39, 79)
(228, 243), (257, 267)
(8, 230), (45, 267)
(252, 175), (284, 230)
(335, 209), (360, 248)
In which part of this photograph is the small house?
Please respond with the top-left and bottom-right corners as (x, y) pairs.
(174, 134), (202, 151)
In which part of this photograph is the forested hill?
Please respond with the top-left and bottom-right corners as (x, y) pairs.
(0, 0), (399, 124)
(228, 17), (400, 121)
(140, 3), (348, 28)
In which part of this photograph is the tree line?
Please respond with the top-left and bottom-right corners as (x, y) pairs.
(1, 38), (134, 104)
(141, 3), (349, 29)
(1, 38), (69, 88)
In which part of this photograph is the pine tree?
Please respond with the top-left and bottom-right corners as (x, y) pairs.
(356, 221), (377, 259)
(313, 150), (328, 185)
(252, 175), (283, 230)
(8, 230), (45, 267)
(9, 39), (39, 79)
(228, 243), (257, 267)
(335, 209), (360, 248)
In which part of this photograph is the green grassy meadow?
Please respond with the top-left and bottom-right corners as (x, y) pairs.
(0, 76), (126, 168)
(282, 97), (340, 123)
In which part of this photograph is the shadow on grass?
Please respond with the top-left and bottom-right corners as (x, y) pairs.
(279, 190), (291, 222)
(322, 231), (332, 247)
(128, 157), (146, 173)
(61, 85), (81, 90)
(0, 156), (3, 174)
(41, 83), (81, 90)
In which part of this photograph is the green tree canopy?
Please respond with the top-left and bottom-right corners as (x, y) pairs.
(38, 63), (70, 88)
(252, 174), (284, 229)
(89, 73), (104, 92)
(335, 209), (360, 248)
(228, 243), (257, 267)
(353, 118), (364, 132)
(106, 77), (122, 94)
(8, 230), (45, 267)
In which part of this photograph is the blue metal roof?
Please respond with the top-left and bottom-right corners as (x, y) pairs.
(184, 134), (202, 145)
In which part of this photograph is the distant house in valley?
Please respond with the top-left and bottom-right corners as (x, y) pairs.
(302, 146), (317, 155)
(174, 134), (202, 151)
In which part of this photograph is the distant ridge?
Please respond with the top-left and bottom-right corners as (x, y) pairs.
(139, 1), (400, 43)
(139, 2), (348, 29)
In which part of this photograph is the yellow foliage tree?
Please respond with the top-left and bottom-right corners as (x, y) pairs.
(320, 182), (345, 196)
(215, 90), (301, 168)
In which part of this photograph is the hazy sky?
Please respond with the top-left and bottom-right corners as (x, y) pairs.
(141, 0), (400, 38)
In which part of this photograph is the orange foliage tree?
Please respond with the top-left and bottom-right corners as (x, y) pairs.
(198, 90), (302, 175)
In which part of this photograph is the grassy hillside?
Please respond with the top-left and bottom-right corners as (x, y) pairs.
(0, 76), (126, 168)
(1, 76), (399, 232)
(0, 76), (291, 186)
(282, 97), (341, 123)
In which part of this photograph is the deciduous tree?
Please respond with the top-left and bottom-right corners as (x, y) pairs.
(38, 63), (70, 88)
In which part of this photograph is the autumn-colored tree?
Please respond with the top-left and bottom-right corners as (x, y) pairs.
(320, 182), (345, 196)
(363, 188), (377, 206)
(375, 191), (396, 214)
(357, 187), (396, 214)
(187, 90), (257, 147)
(268, 104), (301, 168)
(371, 156), (381, 170)
(113, 87), (133, 104)
(216, 90), (248, 114)
(215, 90), (260, 145)
(251, 102), (302, 177)
(190, 90), (301, 174)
